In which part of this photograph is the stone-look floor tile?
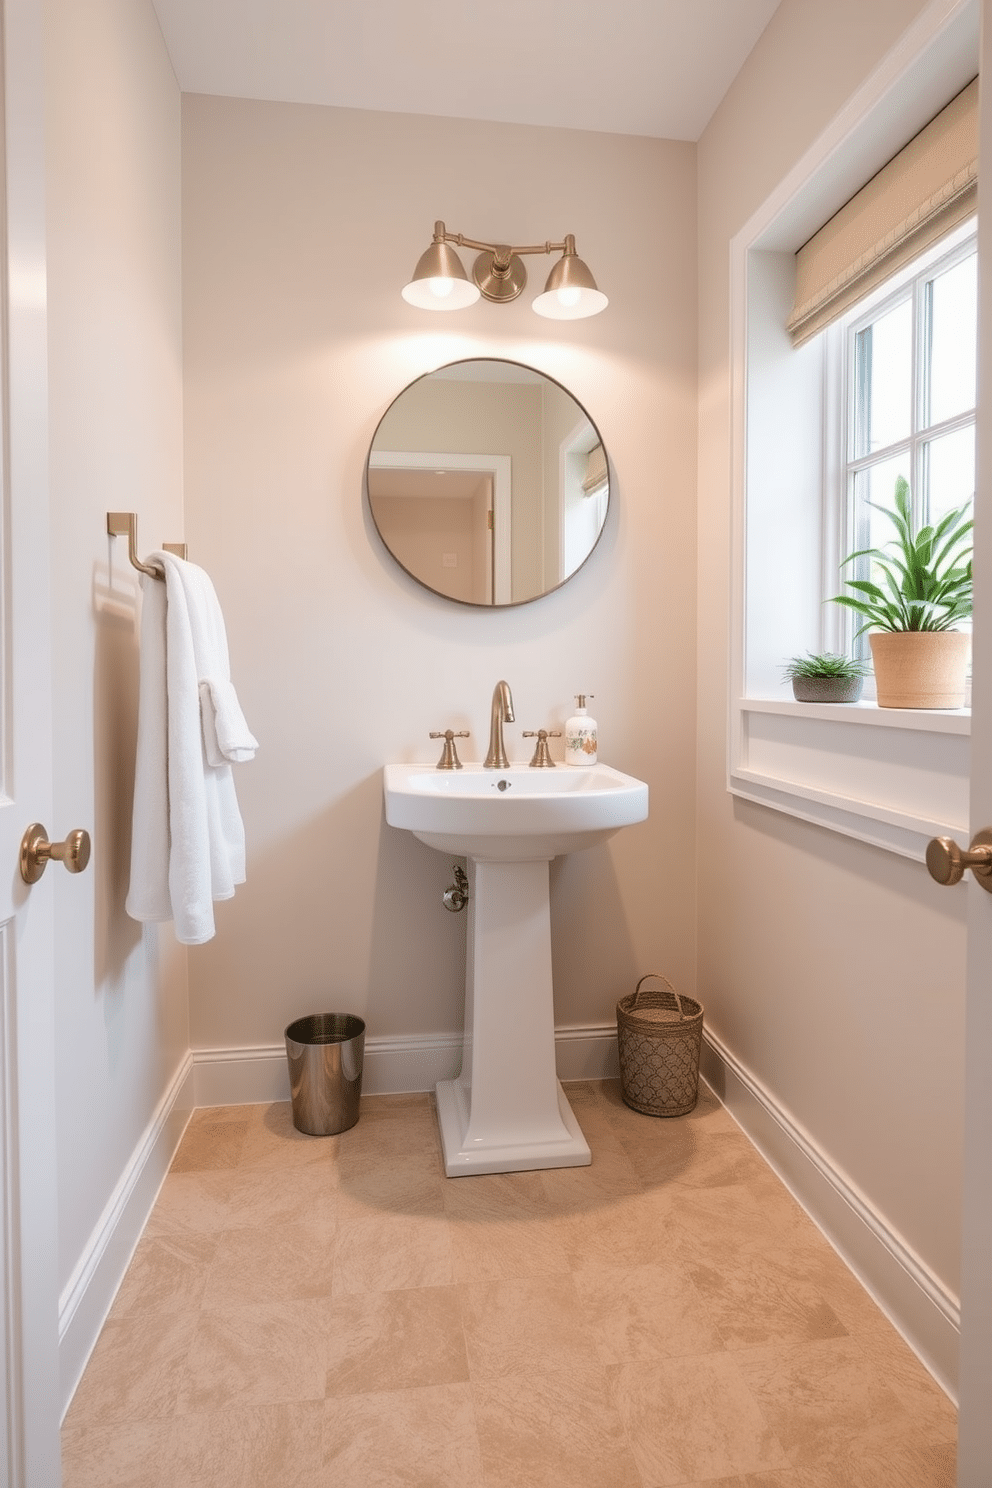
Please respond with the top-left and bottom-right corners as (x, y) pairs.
(335, 1145), (446, 1221)
(626, 1124), (779, 1191)
(323, 1382), (485, 1487)
(610, 1354), (791, 1484)
(63, 1309), (200, 1426)
(564, 1188), (682, 1270)
(61, 1417), (174, 1488)
(340, 1094), (441, 1162)
(237, 1101), (344, 1173)
(332, 1209), (454, 1295)
(168, 1401), (324, 1488)
(473, 1364), (642, 1488)
(459, 1275), (597, 1380)
(188, 1103), (258, 1126)
(447, 1207), (574, 1283)
(686, 1251), (849, 1349)
(441, 1167), (549, 1222)
(735, 1335), (944, 1467)
(573, 1260), (726, 1364)
(63, 1083), (958, 1488)
(663, 1182), (818, 1271)
(793, 1246), (904, 1339)
(325, 1286), (469, 1395)
(216, 1164), (337, 1234)
(669, 1479), (748, 1488)
(170, 1119), (249, 1173)
(896, 1440), (958, 1486)
(178, 1299), (328, 1412)
(856, 1326), (958, 1439)
(143, 1170), (239, 1238)
(539, 1143), (647, 1211)
(741, 1436), (956, 1485)
(203, 1218), (336, 1308)
(107, 1232), (216, 1319)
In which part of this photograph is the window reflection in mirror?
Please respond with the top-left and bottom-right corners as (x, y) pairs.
(365, 359), (609, 606)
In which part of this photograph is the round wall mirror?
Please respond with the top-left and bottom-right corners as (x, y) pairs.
(365, 358), (609, 606)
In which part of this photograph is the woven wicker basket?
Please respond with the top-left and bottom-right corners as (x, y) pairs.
(617, 973), (703, 1117)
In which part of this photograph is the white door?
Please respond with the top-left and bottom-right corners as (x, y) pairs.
(955, 9), (992, 1482)
(0, 0), (63, 1483)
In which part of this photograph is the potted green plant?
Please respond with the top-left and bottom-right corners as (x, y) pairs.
(831, 475), (973, 708)
(782, 652), (869, 703)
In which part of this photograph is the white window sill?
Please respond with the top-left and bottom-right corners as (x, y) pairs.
(729, 697), (970, 860)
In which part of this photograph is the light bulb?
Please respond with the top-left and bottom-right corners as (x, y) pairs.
(532, 284), (609, 320)
(401, 272), (481, 312)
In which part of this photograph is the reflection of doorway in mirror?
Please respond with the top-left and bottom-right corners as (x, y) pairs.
(368, 451), (511, 603)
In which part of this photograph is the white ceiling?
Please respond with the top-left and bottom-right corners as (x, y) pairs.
(150, 0), (783, 143)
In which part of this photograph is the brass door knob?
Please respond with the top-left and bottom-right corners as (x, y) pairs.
(925, 828), (992, 893)
(19, 824), (91, 885)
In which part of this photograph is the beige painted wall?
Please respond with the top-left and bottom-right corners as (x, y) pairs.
(180, 96), (699, 1055)
(370, 492), (485, 605)
(44, 0), (187, 1294)
(696, 0), (968, 1298)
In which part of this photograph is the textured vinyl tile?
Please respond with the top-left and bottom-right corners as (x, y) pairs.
(61, 1081), (957, 1488)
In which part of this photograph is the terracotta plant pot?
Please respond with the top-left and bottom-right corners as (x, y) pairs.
(868, 630), (970, 709)
(791, 675), (864, 703)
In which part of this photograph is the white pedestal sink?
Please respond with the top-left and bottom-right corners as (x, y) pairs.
(383, 762), (649, 1176)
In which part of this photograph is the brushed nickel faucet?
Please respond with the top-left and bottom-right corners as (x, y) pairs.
(484, 680), (514, 769)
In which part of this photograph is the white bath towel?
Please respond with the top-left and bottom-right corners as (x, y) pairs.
(126, 552), (257, 945)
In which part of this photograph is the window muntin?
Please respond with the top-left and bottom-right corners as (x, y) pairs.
(841, 229), (977, 665)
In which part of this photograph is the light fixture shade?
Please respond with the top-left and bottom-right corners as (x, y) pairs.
(532, 246), (608, 320)
(402, 238), (481, 311)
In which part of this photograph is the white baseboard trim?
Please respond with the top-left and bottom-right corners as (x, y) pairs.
(58, 1053), (195, 1420)
(700, 1029), (960, 1402)
(191, 1023), (622, 1107)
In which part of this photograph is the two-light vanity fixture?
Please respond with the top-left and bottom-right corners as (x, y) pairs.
(401, 220), (608, 320)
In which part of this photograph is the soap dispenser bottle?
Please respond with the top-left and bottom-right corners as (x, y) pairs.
(565, 695), (597, 765)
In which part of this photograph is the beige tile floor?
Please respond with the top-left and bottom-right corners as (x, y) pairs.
(61, 1080), (957, 1488)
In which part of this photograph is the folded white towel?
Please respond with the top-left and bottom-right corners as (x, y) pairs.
(126, 552), (257, 945)
(199, 678), (258, 766)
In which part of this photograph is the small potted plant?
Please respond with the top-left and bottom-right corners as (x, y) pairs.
(831, 475), (973, 708)
(782, 652), (869, 703)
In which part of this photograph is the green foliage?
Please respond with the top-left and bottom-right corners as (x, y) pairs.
(782, 652), (869, 681)
(831, 475), (973, 635)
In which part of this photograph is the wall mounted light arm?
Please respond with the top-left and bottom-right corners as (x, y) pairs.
(401, 221), (608, 319)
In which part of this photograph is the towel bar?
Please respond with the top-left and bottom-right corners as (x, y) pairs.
(107, 512), (187, 578)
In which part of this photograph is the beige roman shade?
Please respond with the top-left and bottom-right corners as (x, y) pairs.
(582, 443), (608, 495)
(787, 77), (978, 347)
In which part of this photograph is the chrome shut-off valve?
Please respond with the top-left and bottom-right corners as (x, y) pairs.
(442, 865), (469, 913)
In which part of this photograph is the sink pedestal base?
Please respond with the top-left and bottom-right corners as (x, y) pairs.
(436, 856), (592, 1177)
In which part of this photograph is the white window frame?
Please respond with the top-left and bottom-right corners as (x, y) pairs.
(727, 0), (978, 863)
(826, 222), (977, 690)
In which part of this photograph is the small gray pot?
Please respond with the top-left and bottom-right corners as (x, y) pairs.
(791, 675), (864, 703)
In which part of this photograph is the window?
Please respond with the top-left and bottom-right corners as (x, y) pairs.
(834, 226), (977, 671)
(727, 14), (978, 862)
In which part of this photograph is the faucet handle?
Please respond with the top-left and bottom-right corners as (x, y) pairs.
(523, 729), (561, 768)
(430, 729), (469, 770)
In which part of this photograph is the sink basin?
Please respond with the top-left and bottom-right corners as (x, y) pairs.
(383, 761), (648, 860)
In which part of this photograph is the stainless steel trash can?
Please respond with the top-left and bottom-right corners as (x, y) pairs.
(284, 1013), (366, 1136)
